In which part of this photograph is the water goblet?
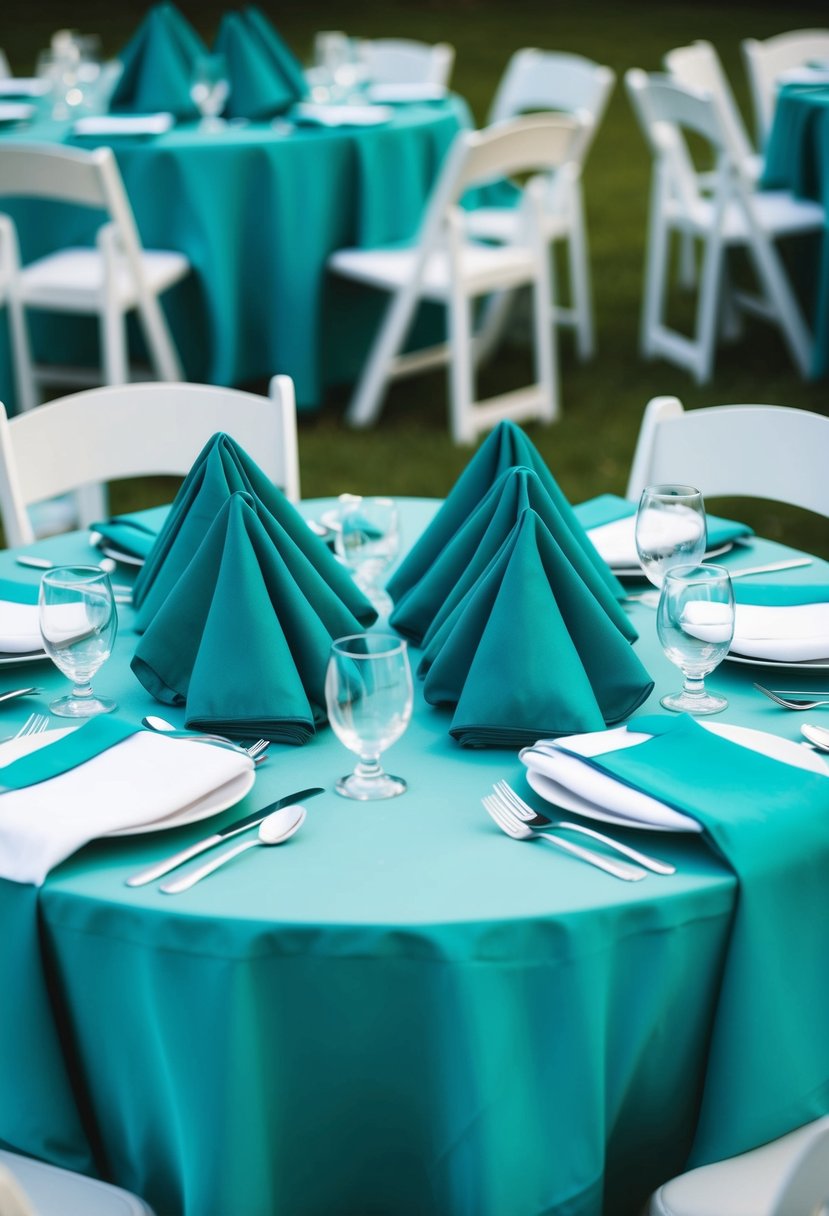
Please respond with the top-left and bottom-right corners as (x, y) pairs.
(657, 563), (735, 715)
(190, 53), (229, 130)
(334, 494), (399, 617)
(635, 484), (707, 588)
(325, 633), (413, 800)
(38, 565), (118, 717)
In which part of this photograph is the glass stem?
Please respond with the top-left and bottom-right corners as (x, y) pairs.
(682, 674), (706, 701)
(71, 680), (94, 700)
(355, 757), (383, 781)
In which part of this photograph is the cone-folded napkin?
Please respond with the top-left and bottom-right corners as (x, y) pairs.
(214, 7), (306, 119)
(109, 3), (206, 119)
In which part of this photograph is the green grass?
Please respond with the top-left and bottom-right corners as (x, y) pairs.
(4, 0), (828, 555)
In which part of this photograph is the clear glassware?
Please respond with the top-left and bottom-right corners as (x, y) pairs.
(325, 633), (413, 800)
(334, 494), (399, 617)
(38, 566), (118, 717)
(190, 53), (229, 129)
(657, 563), (735, 715)
(635, 483), (708, 588)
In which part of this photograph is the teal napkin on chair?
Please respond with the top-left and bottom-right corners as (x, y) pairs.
(584, 713), (829, 1166)
(132, 492), (374, 743)
(419, 507), (654, 747)
(215, 7), (306, 119)
(392, 467), (638, 647)
(132, 433), (375, 631)
(387, 420), (625, 607)
(109, 2), (206, 119)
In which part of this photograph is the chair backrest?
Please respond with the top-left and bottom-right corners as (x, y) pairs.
(0, 377), (301, 547)
(0, 50), (11, 79)
(664, 40), (756, 168)
(357, 38), (455, 87)
(742, 28), (829, 144)
(487, 48), (615, 165)
(626, 395), (829, 518)
(771, 1116), (829, 1216)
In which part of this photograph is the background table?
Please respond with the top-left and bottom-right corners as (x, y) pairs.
(0, 100), (467, 412)
(762, 82), (829, 377)
(0, 501), (828, 1216)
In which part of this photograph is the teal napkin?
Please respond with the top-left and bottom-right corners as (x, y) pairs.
(392, 467), (638, 647)
(0, 717), (138, 791)
(132, 433), (375, 631)
(387, 420), (625, 606)
(109, 3), (206, 119)
(730, 556), (829, 606)
(419, 508), (654, 747)
(0, 579), (38, 605)
(588, 713), (829, 1165)
(214, 7), (306, 119)
(132, 492), (373, 743)
(90, 513), (162, 562)
(573, 492), (754, 552)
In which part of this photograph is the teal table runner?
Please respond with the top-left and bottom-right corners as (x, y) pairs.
(0, 716), (138, 790)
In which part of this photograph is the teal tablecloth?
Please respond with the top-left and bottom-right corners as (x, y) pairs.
(762, 82), (829, 377)
(0, 99), (467, 411)
(0, 502), (828, 1216)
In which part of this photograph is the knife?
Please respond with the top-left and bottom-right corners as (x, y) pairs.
(124, 786), (325, 887)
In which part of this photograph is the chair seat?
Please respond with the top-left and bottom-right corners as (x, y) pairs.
(20, 247), (191, 312)
(675, 189), (825, 242)
(0, 1150), (155, 1216)
(649, 1118), (829, 1216)
(329, 239), (538, 298)
(465, 206), (572, 243)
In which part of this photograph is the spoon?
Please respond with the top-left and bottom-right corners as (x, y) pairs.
(141, 715), (269, 761)
(801, 724), (829, 752)
(159, 804), (306, 893)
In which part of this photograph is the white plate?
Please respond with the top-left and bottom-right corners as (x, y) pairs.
(724, 652), (829, 671)
(106, 767), (254, 836)
(293, 102), (394, 127)
(73, 112), (174, 137)
(0, 650), (49, 666)
(0, 102), (35, 122)
(367, 82), (446, 103)
(0, 77), (50, 97)
(524, 721), (828, 833)
(99, 544), (145, 568)
(610, 542), (733, 578)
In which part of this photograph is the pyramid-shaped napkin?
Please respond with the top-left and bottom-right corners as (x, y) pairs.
(215, 8), (306, 120)
(419, 507), (654, 747)
(387, 420), (624, 607)
(132, 492), (374, 743)
(109, 3), (206, 118)
(392, 466), (638, 646)
(132, 432), (375, 631)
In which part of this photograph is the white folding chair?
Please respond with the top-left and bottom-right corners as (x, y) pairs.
(664, 41), (761, 180)
(0, 1149), (156, 1216)
(328, 113), (584, 445)
(0, 215), (35, 415)
(0, 143), (191, 411)
(0, 50), (11, 79)
(742, 29), (829, 147)
(647, 1115), (829, 1216)
(0, 376), (300, 547)
(625, 69), (824, 384)
(356, 38), (454, 87)
(627, 395), (829, 519)
(466, 48), (615, 360)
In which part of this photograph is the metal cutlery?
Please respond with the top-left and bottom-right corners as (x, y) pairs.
(0, 687), (42, 705)
(753, 683), (829, 711)
(7, 712), (49, 740)
(125, 786), (325, 887)
(159, 803), (307, 894)
(493, 781), (676, 875)
(140, 715), (269, 761)
(801, 724), (829, 752)
(482, 793), (646, 882)
(626, 557), (813, 604)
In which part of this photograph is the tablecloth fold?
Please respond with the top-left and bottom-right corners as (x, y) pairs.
(109, 2), (206, 119)
(131, 491), (374, 742)
(215, 7), (306, 119)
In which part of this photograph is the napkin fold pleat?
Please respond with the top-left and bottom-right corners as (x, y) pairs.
(215, 8), (306, 119)
(109, 2), (206, 119)
(132, 491), (373, 743)
(91, 514), (161, 561)
(575, 714), (829, 1165)
(420, 508), (654, 746)
(387, 420), (624, 607)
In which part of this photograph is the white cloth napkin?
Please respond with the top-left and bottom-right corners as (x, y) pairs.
(73, 112), (174, 136)
(0, 729), (253, 885)
(0, 599), (92, 654)
(292, 102), (393, 126)
(367, 82), (446, 103)
(730, 601), (829, 661)
(0, 102), (35, 122)
(0, 77), (50, 97)
(588, 507), (704, 569)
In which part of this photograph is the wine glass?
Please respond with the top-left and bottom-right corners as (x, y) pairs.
(38, 566), (118, 717)
(325, 633), (413, 800)
(190, 53), (229, 130)
(657, 563), (735, 715)
(334, 495), (400, 617)
(635, 484), (708, 588)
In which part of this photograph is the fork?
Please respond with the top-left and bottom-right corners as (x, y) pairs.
(12, 712), (50, 739)
(493, 781), (676, 875)
(753, 683), (829, 711)
(482, 794), (646, 881)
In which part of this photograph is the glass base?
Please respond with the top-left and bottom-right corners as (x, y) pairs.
(335, 771), (407, 800)
(50, 693), (117, 718)
(660, 689), (728, 716)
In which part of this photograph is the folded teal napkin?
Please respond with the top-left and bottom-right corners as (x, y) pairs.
(0, 579), (38, 605)
(214, 7), (306, 119)
(109, 3), (206, 119)
(388, 420), (625, 606)
(730, 554), (829, 606)
(132, 432), (375, 632)
(574, 492), (753, 553)
(419, 507), (654, 747)
(0, 717), (138, 791)
(590, 713), (829, 1165)
(132, 492), (374, 743)
(90, 513), (161, 562)
(392, 467), (638, 647)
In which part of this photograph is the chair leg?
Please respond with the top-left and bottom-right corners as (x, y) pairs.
(6, 292), (37, 412)
(678, 230), (697, 288)
(746, 229), (813, 376)
(565, 183), (595, 360)
(136, 295), (184, 382)
(345, 283), (420, 428)
(100, 305), (129, 386)
(533, 232), (559, 424)
(641, 209), (671, 359)
(472, 289), (516, 368)
(448, 284), (476, 444)
(693, 227), (725, 384)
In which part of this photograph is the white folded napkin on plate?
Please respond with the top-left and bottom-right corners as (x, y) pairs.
(729, 601), (829, 661)
(587, 509), (703, 568)
(292, 102), (393, 126)
(0, 102), (35, 123)
(0, 598), (91, 655)
(73, 112), (174, 136)
(0, 728), (254, 885)
(367, 82), (446, 103)
(0, 77), (50, 97)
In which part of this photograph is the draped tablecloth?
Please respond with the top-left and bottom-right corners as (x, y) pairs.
(0, 501), (827, 1216)
(0, 99), (468, 411)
